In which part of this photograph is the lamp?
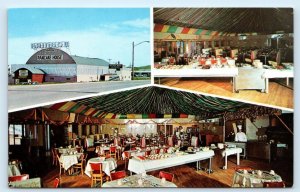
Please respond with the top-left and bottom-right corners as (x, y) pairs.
(132, 41), (150, 80)
(171, 33), (177, 39)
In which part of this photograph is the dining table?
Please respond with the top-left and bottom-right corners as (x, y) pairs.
(9, 177), (42, 188)
(232, 169), (282, 187)
(85, 157), (117, 177)
(59, 152), (83, 170)
(102, 174), (177, 188)
(128, 150), (214, 174)
(221, 147), (242, 169)
(95, 140), (110, 146)
(122, 147), (166, 160)
(125, 141), (135, 150)
(96, 145), (122, 155)
(56, 147), (77, 154)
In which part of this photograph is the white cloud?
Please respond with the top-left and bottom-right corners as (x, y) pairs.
(122, 18), (150, 29)
(9, 27), (150, 68)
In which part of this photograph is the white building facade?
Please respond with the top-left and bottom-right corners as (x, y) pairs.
(11, 48), (131, 83)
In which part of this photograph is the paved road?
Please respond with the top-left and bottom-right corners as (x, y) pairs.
(8, 80), (150, 112)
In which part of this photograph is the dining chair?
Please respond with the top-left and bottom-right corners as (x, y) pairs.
(56, 155), (65, 177)
(163, 147), (169, 153)
(73, 153), (88, 175)
(145, 150), (151, 157)
(159, 171), (174, 182)
(123, 151), (130, 170)
(155, 148), (160, 154)
(90, 162), (105, 187)
(8, 174), (29, 182)
(76, 146), (83, 153)
(109, 146), (117, 159)
(51, 148), (59, 166)
(263, 181), (285, 188)
(110, 171), (126, 181)
(53, 177), (60, 188)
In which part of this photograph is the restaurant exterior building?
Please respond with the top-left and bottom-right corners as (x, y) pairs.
(11, 47), (131, 84)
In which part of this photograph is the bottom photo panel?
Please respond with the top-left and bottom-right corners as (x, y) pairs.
(8, 85), (293, 188)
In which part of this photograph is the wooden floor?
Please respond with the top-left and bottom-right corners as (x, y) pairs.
(41, 155), (293, 188)
(156, 78), (293, 110)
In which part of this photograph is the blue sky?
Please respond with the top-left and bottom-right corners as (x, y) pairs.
(8, 8), (150, 67)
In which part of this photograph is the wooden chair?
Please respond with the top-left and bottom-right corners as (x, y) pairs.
(51, 148), (59, 166)
(76, 146), (83, 153)
(109, 146), (117, 159)
(57, 155), (65, 177)
(263, 181), (285, 188)
(53, 178), (60, 188)
(9, 174), (29, 182)
(159, 171), (174, 182)
(155, 148), (160, 154)
(123, 151), (130, 169)
(110, 171), (126, 181)
(90, 162), (105, 187)
(72, 153), (88, 175)
(163, 147), (169, 153)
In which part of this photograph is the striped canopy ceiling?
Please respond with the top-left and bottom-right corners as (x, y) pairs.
(47, 86), (278, 120)
(154, 8), (293, 34)
(154, 23), (240, 37)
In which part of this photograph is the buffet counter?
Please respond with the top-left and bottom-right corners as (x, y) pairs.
(262, 69), (293, 93)
(154, 64), (293, 94)
(153, 68), (238, 78)
(225, 142), (247, 158)
(153, 67), (238, 92)
(234, 68), (265, 92)
(128, 150), (214, 174)
(234, 67), (293, 93)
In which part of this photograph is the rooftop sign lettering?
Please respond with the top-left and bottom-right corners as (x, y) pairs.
(31, 41), (70, 50)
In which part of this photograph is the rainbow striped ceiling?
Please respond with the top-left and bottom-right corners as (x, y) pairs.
(45, 86), (272, 120)
(154, 23), (260, 37)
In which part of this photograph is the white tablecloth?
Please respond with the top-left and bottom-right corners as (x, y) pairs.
(222, 148), (242, 169)
(122, 150), (146, 160)
(85, 157), (117, 177)
(128, 150), (214, 174)
(59, 153), (83, 170)
(102, 174), (177, 188)
(153, 68), (238, 78)
(222, 148), (242, 157)
(56, 147), (76, 154)
(262, 69), (293, 78)
(232, 170), (282, 187)
(96, 146), (121, 155)
(8, 164), (21, 177)
(9, 177), (41, 188)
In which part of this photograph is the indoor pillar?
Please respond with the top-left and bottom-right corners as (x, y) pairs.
(86, 125), (90, 136)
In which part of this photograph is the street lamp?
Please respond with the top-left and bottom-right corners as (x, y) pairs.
(132, 41), (150, 80)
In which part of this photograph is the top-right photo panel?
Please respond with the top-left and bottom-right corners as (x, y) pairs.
(153, 8), (293, 110)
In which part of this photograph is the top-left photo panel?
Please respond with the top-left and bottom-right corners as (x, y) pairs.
(8, 8), (151, 113)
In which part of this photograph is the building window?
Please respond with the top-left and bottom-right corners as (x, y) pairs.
(66, 78), (71, 80)
(50, 77), (54, 80)
(9, 124), (23, 145)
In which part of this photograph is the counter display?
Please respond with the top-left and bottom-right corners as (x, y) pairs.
(234, 68), (265, 93)
(225, 142), (247, 158)
(154, 62), (293, 94)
